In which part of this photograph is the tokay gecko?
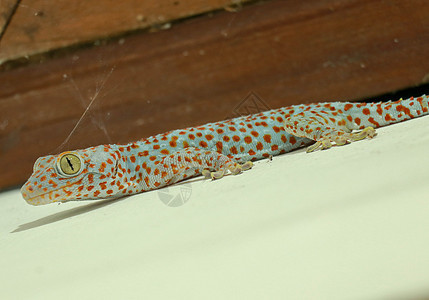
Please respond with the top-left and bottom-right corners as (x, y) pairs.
(22, 95), (428, 205)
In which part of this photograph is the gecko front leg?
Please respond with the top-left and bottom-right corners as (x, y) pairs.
(159, 147), (253, 185)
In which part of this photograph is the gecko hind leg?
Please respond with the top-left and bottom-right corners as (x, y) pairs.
(284, 114), (378, 153)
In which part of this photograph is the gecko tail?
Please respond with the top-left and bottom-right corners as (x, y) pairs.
(348, 95), (429, 129)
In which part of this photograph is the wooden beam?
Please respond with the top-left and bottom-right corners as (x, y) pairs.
(0, 0), (251, 64)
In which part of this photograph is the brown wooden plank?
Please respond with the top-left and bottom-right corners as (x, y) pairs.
(1, 0), (429, 190)
(0, 0), (250, 64)
(0, 0), (19, 36)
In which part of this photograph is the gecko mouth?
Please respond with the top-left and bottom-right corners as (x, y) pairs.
(21, 180), (82, 205)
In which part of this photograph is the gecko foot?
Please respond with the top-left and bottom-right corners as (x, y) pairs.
(306, 126), (377, 153)
(349, 126), (377, 141)
(202, 161), (253, 180)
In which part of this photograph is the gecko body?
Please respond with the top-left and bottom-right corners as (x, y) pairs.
(22, 95), (428, 205)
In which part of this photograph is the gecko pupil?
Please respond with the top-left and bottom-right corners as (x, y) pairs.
(66, 157), (74, 171)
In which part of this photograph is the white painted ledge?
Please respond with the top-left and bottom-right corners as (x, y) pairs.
(1, 115), (429, 300)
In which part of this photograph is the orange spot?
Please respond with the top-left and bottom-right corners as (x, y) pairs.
(289, 136), (297, 145)
(87, 186), (94, 191)
(216, 141), (223, 152)
(344, 103), (353, 111)
(248, 149), (256, 155)
(251, 131), (259, 137)
(217, 128), (224, 134)
(135, 165), (140, 172)
(385, 114), (393, 121)
(256, 142), (263, 150)
(271, 145), (279, 151)
(47, 180), (57, 188)
(229, 126), (236, 131)
(244, 136), (252, 144)
(233, 135), (240, 142)
(40, 176), (46, 182)
(263, 135), (271, 143)
(153, 144), (160, 150)
(354, 118), (361, 126)
(170, 141), (177, 147)
(337, 119), (346, 126)
(149, 156), (156, 161)
(160, 149), (170, 155)
(376, 105), (383, 115)
(368, 117), (380, 127)
(130, 156), (136, 163)
(362, 108), (370, 115)
(223, 136), (230, 142)
(396, 104), (411, 116)
(205, 134), (214, 140)
(107, 190), (113, 194)
(107, 159), (113, 164)
(230, 146), (238, 154)
(199, 141), (208, 148)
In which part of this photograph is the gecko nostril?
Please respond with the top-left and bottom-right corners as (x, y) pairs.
(27, 186), (33, 192)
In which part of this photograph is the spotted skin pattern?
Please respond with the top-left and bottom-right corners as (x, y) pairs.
(22, 95), (429, 205)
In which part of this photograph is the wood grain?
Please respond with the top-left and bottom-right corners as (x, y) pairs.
(1, 0), (429, 190)
(0, 0), (250, 64)
(0, 0), (19, 37)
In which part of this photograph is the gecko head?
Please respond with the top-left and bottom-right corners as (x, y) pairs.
(21, 145), (126, 206)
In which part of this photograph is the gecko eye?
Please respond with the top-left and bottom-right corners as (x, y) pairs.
(56, 153), (84, 177)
